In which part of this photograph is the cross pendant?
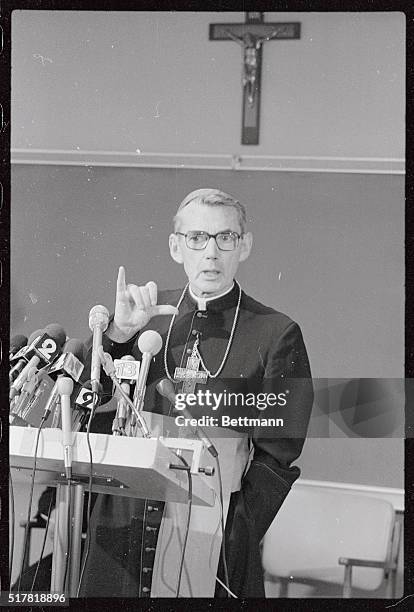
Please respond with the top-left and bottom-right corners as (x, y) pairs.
(174, 340), (208, 394)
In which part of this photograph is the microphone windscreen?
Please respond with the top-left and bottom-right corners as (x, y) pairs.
(88, 305), (109, 332)
(156, 378), (176, 404)
(137, 330), (163, 356)
(63, 338), (86, 362)
(10, 334), (28, 353)
(44, 323), (67, 348)
(28, 328), (45, 345)
(57, 376), (74, 396)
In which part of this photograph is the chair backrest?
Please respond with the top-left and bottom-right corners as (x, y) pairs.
(261, 485), (395, 591)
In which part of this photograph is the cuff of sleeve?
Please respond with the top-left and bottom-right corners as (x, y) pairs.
(101, 315), (140, 356)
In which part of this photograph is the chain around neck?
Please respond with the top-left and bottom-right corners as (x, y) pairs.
(163, 281), (242, 381)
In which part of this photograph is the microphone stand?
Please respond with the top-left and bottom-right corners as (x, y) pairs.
(50, 378), (86, 597)
(50, 480), (85, 597)
(53, 337), (154, 590)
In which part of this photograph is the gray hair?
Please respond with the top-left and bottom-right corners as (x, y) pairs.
(173, 188), (247, 233)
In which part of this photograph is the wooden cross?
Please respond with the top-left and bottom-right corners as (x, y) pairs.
(209, 12), (300, 145)
(174, 340), (208, 394)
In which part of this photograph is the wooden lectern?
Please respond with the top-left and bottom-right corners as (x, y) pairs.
(10, 413), (248, 597)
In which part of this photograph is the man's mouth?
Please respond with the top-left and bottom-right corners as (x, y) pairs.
(200, 270), (221, 278)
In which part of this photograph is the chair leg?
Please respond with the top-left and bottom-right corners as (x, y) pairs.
(263, 574), (290, 598)
(388, 568), (397, 598)
(279, 577), (289, 598)
(22, 526), (32, 576)
(342, 565), (352, 598)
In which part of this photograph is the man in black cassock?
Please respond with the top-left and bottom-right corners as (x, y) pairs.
(79, 188), (314, 598)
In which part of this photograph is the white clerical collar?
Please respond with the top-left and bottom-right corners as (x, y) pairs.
(189, 282), (235, 311)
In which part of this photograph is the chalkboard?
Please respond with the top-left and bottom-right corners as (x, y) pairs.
(11, 164), (403, 378)
(11, 164), (404, 486)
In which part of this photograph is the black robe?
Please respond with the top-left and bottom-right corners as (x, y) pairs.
(80, 283), (313, 597)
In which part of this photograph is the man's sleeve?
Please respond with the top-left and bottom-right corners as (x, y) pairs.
(232, 321), (314, 542)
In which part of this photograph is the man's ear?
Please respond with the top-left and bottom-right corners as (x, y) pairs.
(169, 233), (184, 264)
(239, 232), (253, 262)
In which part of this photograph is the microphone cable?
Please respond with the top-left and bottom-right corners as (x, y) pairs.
(16, 414), (47, 592)
(216, 575), (237, 598)
(214, 455), (232, 598)
(76, 390), (99, 597)
(174, 453), (192, 598)
(30, 493), (54, 591)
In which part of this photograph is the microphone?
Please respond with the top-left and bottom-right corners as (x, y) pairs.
(10, 334), (28, 359)
(9, 325), (66, 399)
(38, 339), (87, 427)
(65, 338), (86, 360)
(74, 380), (96, 413)
(9, 329), (43, 383)
(44, 323), (67, 349)
(12, 337), (85, 426)
(36, 376), (61, 426)
(98, 347), (151, 438)
(12, 366), (41, 417)
(73, 380), (96, 430)
(135, 330), (163, 412)
(57, 377), (74, 479)
(112, 355), (135, 435)
(89, 305), (109, 395)
(156, 379), (218, 458)
(47, 338), (85, 382)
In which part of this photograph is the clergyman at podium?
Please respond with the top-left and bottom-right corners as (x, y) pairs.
(80, 188), (314, 598)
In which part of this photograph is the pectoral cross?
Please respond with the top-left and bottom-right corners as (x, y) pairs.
(209, 12), (301, 145)
(174, 339), (208, 394)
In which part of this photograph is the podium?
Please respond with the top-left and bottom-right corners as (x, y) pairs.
(10, 413), (248, 597)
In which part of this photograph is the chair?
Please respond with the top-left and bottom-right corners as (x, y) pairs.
(261, 485), (401, 598)
(18, 515), (48, 577)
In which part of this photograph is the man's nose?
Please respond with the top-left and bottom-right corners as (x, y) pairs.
(204, 235), (220, 257)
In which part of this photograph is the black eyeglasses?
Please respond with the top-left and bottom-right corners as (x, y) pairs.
(175, 231), (243, 251)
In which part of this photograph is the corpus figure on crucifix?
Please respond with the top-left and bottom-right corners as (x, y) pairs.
(226, 28), (283, 106)
(210, 15), (300, 143)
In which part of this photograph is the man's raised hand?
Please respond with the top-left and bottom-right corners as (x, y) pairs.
(108, 266), (178, 342)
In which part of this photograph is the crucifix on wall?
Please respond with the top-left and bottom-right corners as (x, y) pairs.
(209, 12), (301, 145)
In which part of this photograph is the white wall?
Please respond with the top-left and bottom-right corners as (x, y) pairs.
(11, 11), (405, 161)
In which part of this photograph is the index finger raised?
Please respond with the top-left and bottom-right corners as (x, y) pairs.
(116, 266), (127, 294)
